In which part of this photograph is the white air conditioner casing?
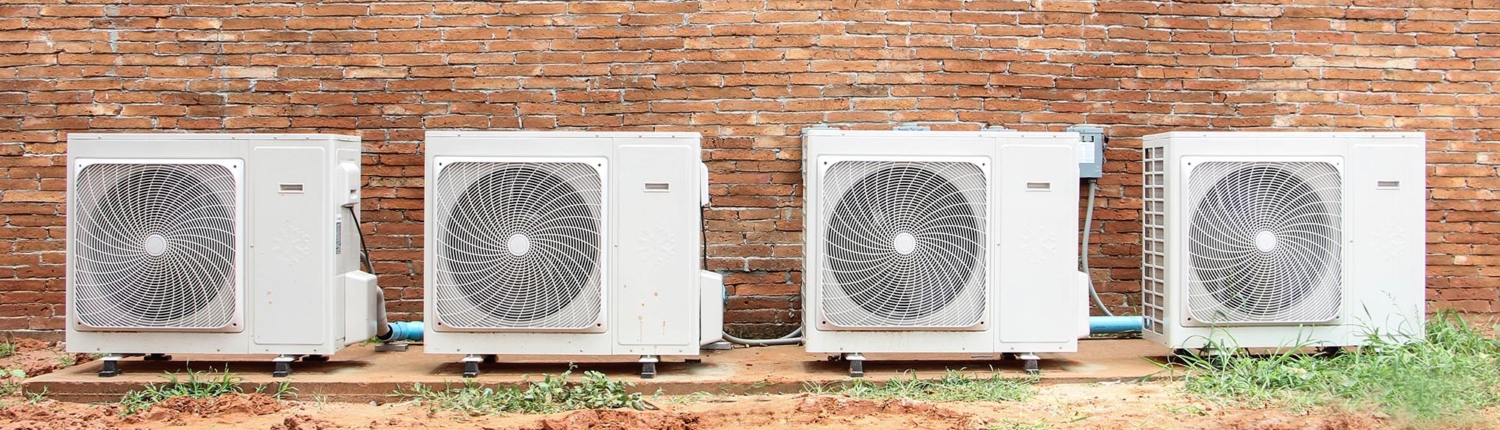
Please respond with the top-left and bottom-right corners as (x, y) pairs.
(66, 134), (376, 356)
(803, 129), (1082, 355)
(423, 131), (720, 362)
(1142, 132), (1426, 350)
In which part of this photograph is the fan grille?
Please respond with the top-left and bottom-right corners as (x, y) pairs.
(71, 163), (239, 330)
(1186, 161), (1342, 324)
(820, 161), (987, 328)
(432, 162), (603, 330)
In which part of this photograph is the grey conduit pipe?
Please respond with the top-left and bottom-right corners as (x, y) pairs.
(1082, 179), (1115, 317)
(723, 327), (803, 346)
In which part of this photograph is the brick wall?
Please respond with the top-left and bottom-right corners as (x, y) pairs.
(1, 0), (1497, 336)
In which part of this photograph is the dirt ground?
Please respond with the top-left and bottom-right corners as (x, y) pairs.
(2, 382), (1496, 430)
(2, 340), (1497, 430)
(0, 338), (94, 381)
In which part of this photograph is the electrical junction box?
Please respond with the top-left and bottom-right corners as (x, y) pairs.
(1066, 125), (1106, 179)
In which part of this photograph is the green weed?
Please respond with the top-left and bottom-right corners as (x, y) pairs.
(806, 369), (1034, 402)
(392, 367), (645, 415)
(0, 340), (15, 359)
(0, 368), (24, 397)
(1174, 311), (1500, 424)
(118, 368), (248, 416)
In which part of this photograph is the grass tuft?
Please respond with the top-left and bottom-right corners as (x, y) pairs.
(805, 369), (1034, 402)
(1175, 311), (1500, 424)
(0, 340), (15, 359)
(117, 368), (294, 416)
(392, 366), (645, 415)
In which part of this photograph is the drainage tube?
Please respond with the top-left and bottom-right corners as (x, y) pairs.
(373, 282), (423, 342)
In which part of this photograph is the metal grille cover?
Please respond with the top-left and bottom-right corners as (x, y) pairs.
(432, 161), (604, 330)
(1186, 161), (1342, 324)
(72, 163), (240, 330)
(819, 161), (987, 328)
(1141, 146), (1167, 335)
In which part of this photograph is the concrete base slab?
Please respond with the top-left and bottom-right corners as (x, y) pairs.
(25, 339), (1173, 403)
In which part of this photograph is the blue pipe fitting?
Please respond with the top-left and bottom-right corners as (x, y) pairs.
(380, 321), (424, 342)
(1089, 316), (1143, 334)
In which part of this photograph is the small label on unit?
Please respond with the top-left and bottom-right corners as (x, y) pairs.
(1078, 141), (1096, 163)
(334, 214), (342, 255)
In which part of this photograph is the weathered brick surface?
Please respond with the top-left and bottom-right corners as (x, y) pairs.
(1, 0), (1497, 336)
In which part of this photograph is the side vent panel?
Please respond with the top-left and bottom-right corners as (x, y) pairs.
(1142, 146), (1166, 335)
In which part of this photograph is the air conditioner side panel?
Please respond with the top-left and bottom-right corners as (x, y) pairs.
(250, 146), (331, 348)
(612, 141), (699, 350)
(1347, 140), (1427, 342)
(996, 139), (1080, 349)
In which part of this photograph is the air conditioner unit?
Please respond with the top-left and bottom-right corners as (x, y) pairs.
(802, 128), (1082, 376)
(66, 134), (377, 377)
(423, 131), (722, 378)
(1141, 132), (1426, 352)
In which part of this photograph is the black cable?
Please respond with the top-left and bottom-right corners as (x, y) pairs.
(345, 205), (373, 274)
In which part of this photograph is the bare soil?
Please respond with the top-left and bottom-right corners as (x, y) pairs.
(2, 384), (1495, 430)
(0, 338), (94, 380)
(2, 341), (1496, 430)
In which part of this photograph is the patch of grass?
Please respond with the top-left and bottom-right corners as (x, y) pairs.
(806, 369), (1034, 402)
(54, 353), (75, 367)
(1175, 311), (1500, 424)
(118, 368), (246, 416)
(26, 387), (47, 404)
(0, 368), (25, 397)
(392, 367), (645, 415)
(651, 389), (715, 405)
(0, 340), (15, 359)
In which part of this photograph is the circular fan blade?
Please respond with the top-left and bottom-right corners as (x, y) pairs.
(72, 164), (238, 329)
(821, 161), (987, 327)
(1187, 162), (1342, 323)
(433, 162), (603, 329)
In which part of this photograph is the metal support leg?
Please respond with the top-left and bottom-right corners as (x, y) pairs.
(1020, 353), (1040, 376)
(99, 354), (123, 378)
(143, 353), (171, 361)
(639, 355), (659, 379)
(273, 355), (297, 378)
(462, 354), (483, 378)
(844, 353), (866, 378)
